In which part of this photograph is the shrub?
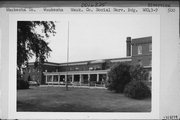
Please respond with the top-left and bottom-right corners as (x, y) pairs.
(124, 80), (151, 99)
(28, 75), (32, 81)
(130, 65), (148, 81)
(17, 79), (29, 89)
(107, 63), (131, 93)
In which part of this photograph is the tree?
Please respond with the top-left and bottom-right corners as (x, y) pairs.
(123, 64), (151, 99)
(17, 21), (56, 78)
(130, 64), (148, 81)
(107, 62), (150, 96)
(107, 63), (131, 93)
(124, 80), (151, 99)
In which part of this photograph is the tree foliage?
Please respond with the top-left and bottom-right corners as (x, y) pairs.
(17, 79), (29, 89)
(17, 21), (56, 70)
(130, 64), (148, 81)
(107, 63), (149, 93)
(107, 63), (131, 93)
(124, 80), (151, 99)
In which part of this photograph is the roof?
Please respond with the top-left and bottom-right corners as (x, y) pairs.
(131, 36), (152, 45)
(28, 62), (60, 66)
(90, 59), (106, 64)
(28, 57), (132, 67)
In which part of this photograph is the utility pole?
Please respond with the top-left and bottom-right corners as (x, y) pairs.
(66, 21), (69, 91)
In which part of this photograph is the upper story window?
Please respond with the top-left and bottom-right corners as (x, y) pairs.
(138, 45), (142, 55)
(149, 43), (152, 52)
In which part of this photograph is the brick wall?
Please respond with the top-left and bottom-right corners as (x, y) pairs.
(131, 37), (152, 67)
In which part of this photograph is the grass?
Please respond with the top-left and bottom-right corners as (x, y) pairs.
(17, 87), (151, 112)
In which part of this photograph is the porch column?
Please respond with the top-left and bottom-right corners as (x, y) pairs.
(45, 75), (47, 84)
(97, 74), (99, 82)
(79, 74), (82, 86)
(65, 75), (67, 82)
(72, 74), (74, 83)
(88, 74), (90, 86)
(52, 75), (54, 85)
(58, 75), (60, 85)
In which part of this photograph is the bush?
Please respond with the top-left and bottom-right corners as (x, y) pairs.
(17, 80), (29, 89)
(124, 80), (151, 99)
(130, 65), (148, 81)
(28, 75), (32, 81)
(107, 63), (131, 93)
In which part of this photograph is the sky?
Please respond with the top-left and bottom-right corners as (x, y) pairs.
(30, 14), (159, 63)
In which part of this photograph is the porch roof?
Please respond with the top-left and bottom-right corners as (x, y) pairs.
(43, 69), (110, 75)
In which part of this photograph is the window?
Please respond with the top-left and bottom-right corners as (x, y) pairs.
(47, 76), (52, 82)
(53, 75), (58, 82)
(138, 45), (142, 54)
(149, 43), (152, 52)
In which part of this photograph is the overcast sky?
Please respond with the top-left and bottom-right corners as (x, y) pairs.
(30, 14), (159, 63)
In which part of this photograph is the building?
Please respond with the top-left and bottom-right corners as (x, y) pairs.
(23, 36), (152, 86)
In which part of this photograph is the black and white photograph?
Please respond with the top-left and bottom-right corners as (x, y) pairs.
(0, 1), (179, 119)
(16, 15), (158, 112)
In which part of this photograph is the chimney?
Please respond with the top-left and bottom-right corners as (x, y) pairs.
(126, 37), (131, 56)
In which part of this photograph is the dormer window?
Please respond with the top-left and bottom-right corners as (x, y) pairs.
(138, 45), (142, 55)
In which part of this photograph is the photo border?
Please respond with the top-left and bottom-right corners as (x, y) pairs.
(8, 13), (160, 119)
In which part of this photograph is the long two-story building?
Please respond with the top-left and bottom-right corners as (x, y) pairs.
(23, 36), (152, 86)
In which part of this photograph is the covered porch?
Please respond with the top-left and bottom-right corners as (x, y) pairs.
(43, 70), (109, 87)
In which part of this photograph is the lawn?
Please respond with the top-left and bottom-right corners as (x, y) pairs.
(17, 86), (151, 112)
